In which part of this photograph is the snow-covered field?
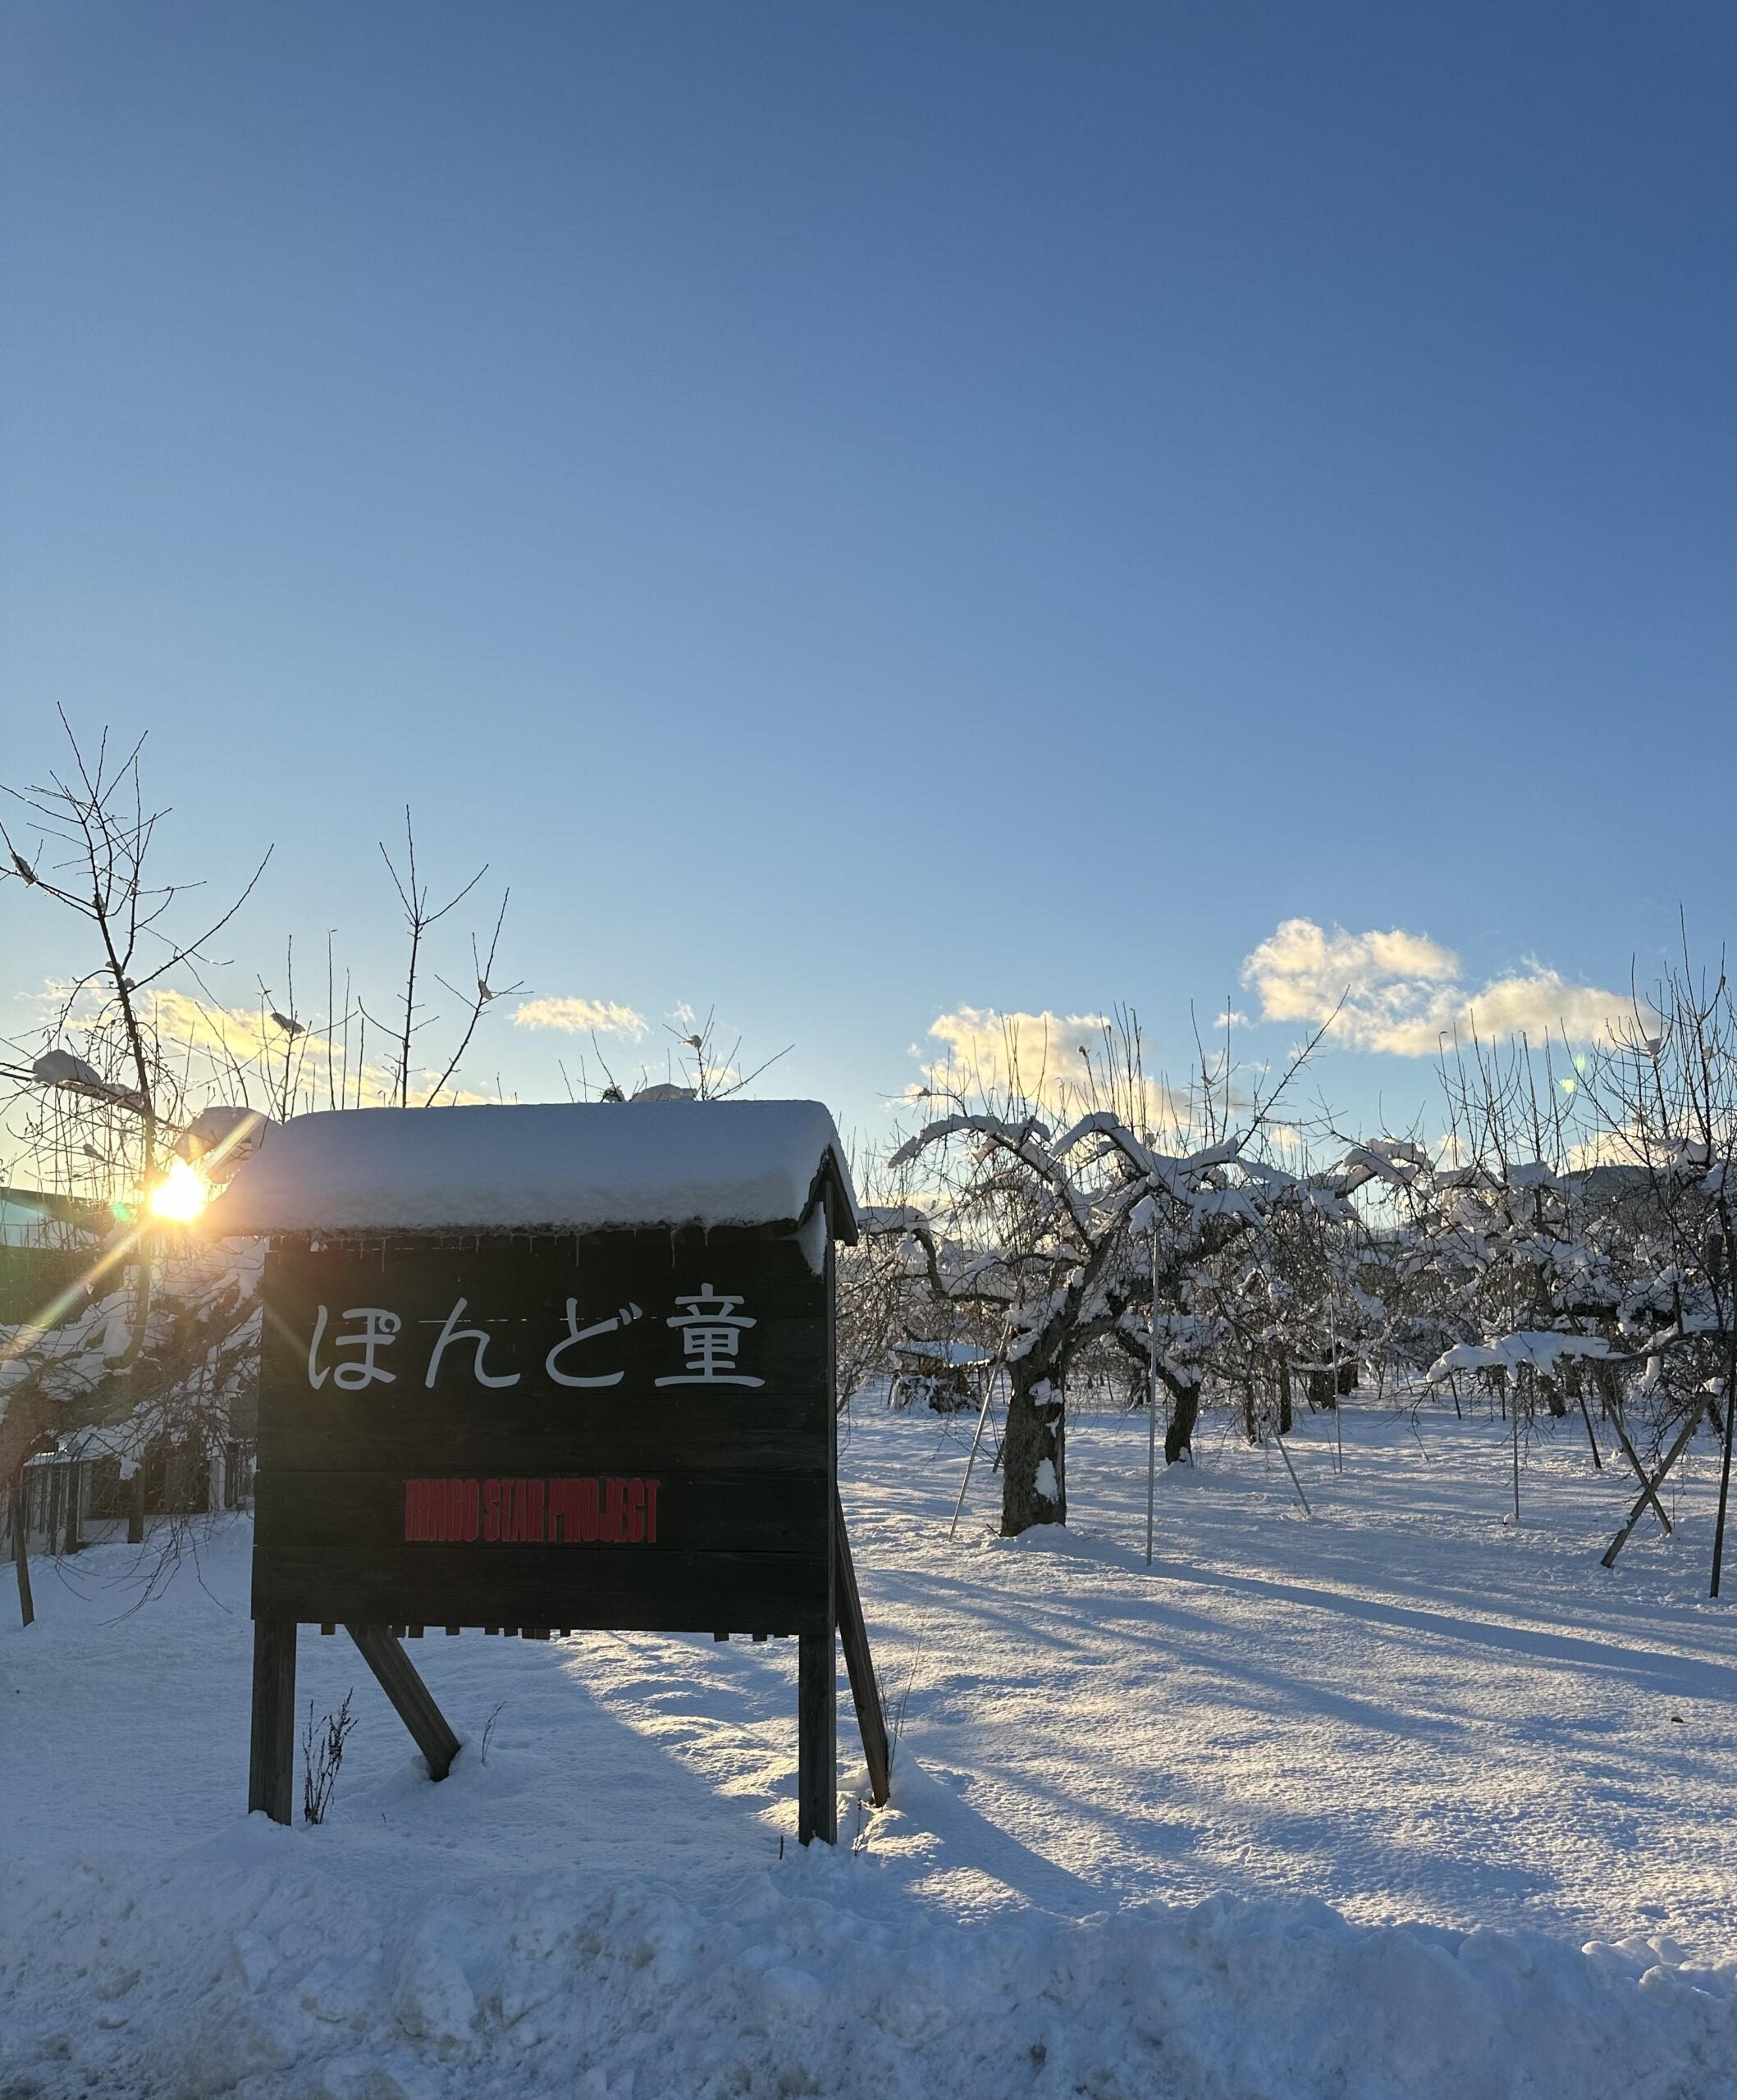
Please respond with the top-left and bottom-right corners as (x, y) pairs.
(5, 1403), (1736, 2098)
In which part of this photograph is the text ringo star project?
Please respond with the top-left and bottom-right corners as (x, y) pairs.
(201, 1098), (889, 1846)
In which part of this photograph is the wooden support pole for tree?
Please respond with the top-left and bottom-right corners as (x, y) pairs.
(1602, 1408), (1703, 1571)
(1710, 1306), (1737, 1598)
(345, 1623), (459, 1780)
(834, 1495), (889, 1808)
(1273, 1417), (1313, 1518)
(247, 1618), (298, 1823)
(11, 1488), (34, 1630)
(127, 1468), (145, 1545)
(949, 1377), (995, 1537)
(949, 1335), (1008, 1540)
(1573, 1381), (1604, 1472)
(797, 1631), (837, 1846)
(1145, 1231), (1159, 1561)
(1609, 1404), (1673, 1536)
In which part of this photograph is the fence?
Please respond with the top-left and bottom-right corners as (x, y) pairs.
(3, 1439), (256, 1566)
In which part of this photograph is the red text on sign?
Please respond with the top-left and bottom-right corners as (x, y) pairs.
(403, 1476), (661, 1545)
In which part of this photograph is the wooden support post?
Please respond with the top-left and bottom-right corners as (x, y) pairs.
(1609, 1401), (1671, 1536)
(798, 1632), (837, 1845)
(346, 1623), (459, 1781)
(798, 1230), (841, 1847)
(62, 1463), (80, 1555)
(1575, 1386), (1604, 1469)
(1602, 1408), (1703, 1571)
(127, 1468), (145, 1545)
(11, 1488), (34, 1630)
(834, 1496), (890, 1807)
(247, 1618), (298, 1824)
(1713, 1307), (1737, 1598)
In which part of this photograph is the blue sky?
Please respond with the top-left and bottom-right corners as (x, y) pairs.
(2, 2), (1733, 1151)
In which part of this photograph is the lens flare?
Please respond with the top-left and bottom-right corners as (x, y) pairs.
(149, 1157), (209, 1221)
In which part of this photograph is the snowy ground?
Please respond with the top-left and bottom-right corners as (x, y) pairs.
(4, 1401), (1736, 2098)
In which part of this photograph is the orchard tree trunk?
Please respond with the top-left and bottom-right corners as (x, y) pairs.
(1163, 1372), (1201, 1463)
(11, 1483), (34, 1629)
(1001, 1365), (1065, 1536)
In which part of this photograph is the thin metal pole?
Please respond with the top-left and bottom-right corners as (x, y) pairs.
(1145, 1232), (1159, 1564)
(1327, 1274), (1343, 1474)
(949, 1335), (1008, 1541)
(1273, 1414), (1312, 1517)
(1511, 1382), (1521, 1524)
(1710, 1262), (1737, 1596)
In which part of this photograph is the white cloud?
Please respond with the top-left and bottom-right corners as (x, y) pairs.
(141, 986), (500, 1106)
(921, 1006), (1110, 1107)
(31, 984), (472, 1111)
(513, 996), (648, 1040)
(1240, 917), (1630, 1056)
(911, 1006), (1204, 1133)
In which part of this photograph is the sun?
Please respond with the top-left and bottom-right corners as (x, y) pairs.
(149, 1157), (209, 1222)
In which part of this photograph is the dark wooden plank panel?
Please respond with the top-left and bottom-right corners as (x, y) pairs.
(262, 1237), (826, 1396)
(258, 1376), (830, 1474)
(256, 1467), (830, 1559)
(263, 1229), (815, 1271)
(254, 1226), (835, 1645)
(254, 1548), (832, 1635)
(258, 1227), (830, 1476)
(261, 1314), (831, 1413)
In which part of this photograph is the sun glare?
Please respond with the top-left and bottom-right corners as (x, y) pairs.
(149, 1157), (209, 1222)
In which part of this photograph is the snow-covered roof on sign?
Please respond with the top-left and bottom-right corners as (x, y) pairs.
(202, 1101), (858, 1241)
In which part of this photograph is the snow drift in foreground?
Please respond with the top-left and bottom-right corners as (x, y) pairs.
(4, 1814), (1734, 2100)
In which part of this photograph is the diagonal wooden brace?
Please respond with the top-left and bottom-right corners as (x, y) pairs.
(346, 1623), (460, 1780)
(1602, 1406), (1703, 1571)
(834, 1493), (890, 1808)
(1609, 1402), (1672, 1536)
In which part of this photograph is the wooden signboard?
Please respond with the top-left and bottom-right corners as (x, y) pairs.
(228, 1104), (889, 1849)
(256, 1230), (834, 1635)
